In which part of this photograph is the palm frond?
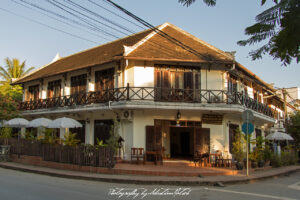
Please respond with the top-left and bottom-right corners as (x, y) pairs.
(178, 0), (216, 7)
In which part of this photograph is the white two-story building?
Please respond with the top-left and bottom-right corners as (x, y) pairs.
(13, 23), (284, 160)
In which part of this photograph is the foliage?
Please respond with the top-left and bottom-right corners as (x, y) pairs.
(25, 131), (36, 140)
(42, 128), (57, 144)
(0, 127), (12, 145)
(178, 0), (216, 7)
(287, 111), (300, 150)
(0, 92), (19, 120)
(96, 138), (108, 147)
(0, 84), (22, 102)
(105, 118), (120, 153)
(238, 0), (300, 66)
(263, 144), (273, 162)
(63, 132), (80, 146)
(270, 149), (298, 167)
(0, 57), (34, 85)
(178, 0), (300, 66)
(231, 128), (246, 162)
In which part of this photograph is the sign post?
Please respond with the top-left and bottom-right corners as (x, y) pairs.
(242, 110), (254, 177)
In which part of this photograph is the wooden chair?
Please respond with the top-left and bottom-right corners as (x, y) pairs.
(131, 147), (145, 164)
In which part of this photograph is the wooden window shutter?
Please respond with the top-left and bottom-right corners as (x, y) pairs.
(146, 126), (155, 151)
(155, 125), (162, 150)
(163, 71), (170, 88)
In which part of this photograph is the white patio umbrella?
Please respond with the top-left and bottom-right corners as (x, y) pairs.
(47, 117), (82, 129)
(27, 118), (52, 128)
(265, 131), (294, 141)
(5, 118), (29, 128)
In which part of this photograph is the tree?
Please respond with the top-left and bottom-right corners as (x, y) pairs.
(287, 111), (300, 149)
(178, 0), (300, 66)
(0, 92), (19, 120)
(0, 57), (34, 84)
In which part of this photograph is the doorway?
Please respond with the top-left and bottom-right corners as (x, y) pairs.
(170, 127), (194, 159)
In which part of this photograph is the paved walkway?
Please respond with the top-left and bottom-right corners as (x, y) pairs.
(0, 162), (299, 186)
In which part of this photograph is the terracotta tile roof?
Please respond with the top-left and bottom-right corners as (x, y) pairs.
(13, 28), (153, 84)
(127, 23), (233, 62)
(13, 22), (271, 93)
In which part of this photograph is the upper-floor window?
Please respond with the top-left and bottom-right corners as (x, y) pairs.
(228, 75), (237, 94)
(95, 68), (114, 91)
(28, 85), (39, 101)
(47, 80), (61, 98)
(71, 74), (87, 95)
(154, 65), (201, 90)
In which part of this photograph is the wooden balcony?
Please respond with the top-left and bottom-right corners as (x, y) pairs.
(19, 87), (274, 118)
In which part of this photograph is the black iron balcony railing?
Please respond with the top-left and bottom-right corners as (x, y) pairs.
(19, 87), (274, 117)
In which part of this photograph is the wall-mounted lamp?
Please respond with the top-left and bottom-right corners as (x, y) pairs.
(227, 120), (231, 127)
(86, 118), (90, 124)
(176, 111), (181, 120)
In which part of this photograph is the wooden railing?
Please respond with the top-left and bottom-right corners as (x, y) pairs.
(19, 86), (274, 117)
(1, 138), (115, 168)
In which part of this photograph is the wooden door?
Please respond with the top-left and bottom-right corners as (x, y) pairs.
(194, 128), (210, 156)
(146, 125), (162, 151)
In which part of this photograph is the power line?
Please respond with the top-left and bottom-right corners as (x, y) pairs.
(87, 0), (145, 30)
(18, 0), (115, 40)
(46, 0), (124, 38)
(0, 7), (99, 44)
(65, 0), (135, 34)
(103, 0), (214, 61)
(11, 0), (110, 41)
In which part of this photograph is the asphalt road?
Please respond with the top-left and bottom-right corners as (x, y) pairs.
(0, 167), (299, 200)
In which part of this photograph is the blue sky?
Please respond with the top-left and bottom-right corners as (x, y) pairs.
(0, 0), (299, 88)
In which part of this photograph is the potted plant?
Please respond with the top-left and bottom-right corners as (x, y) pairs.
(249, 148), (258, 168)
(0, 127), (12, 161)
(232, 128), (245, 170)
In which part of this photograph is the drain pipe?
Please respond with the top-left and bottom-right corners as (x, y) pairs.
(108, 100), (113, 110)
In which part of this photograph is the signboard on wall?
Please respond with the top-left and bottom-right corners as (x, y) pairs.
(202, 114), (223, 125)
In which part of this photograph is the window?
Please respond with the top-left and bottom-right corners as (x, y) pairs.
(28, 85), (39, 101)
(95, 68), (114, 91)
(255, 128), (262, 138)
(47, 80), (61, 98)
(71, 74), (87, 95)
(70, 120), (86, 143)
(154, 66), (200, 90)
(94, 120), (113, 145)
(228, 75), (237, 94)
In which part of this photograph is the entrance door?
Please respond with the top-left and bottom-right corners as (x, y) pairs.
(229, 124), (239, 153)
(170, 127), (193, 158)
(194, 128), (210, 156)
(181, 131), (190, 157)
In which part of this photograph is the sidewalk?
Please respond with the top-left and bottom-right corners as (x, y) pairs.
(0, 162), (299, 186)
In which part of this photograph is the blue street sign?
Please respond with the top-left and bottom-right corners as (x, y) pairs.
(242, 122), (254, 134)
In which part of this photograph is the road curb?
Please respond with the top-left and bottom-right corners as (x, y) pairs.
(0, 163), (299, 186)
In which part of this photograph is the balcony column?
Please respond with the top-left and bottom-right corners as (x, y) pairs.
(60, 128), (67, 140)
(85, 120), (94, 145)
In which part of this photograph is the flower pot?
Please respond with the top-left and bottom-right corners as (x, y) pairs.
(236, 162), (244, 170)
(258, 160), (264, 168)
(251, 161), (257, 168)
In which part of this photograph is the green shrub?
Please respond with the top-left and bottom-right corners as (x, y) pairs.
(0, 127), (12, 145)
(63, 132), (80, 146)
(270, 153), (282, 167)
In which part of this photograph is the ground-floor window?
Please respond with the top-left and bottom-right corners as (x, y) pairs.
(255, 128), (262, 138)
(94, 120), (113, 145)
(70, 120), (86, 143)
